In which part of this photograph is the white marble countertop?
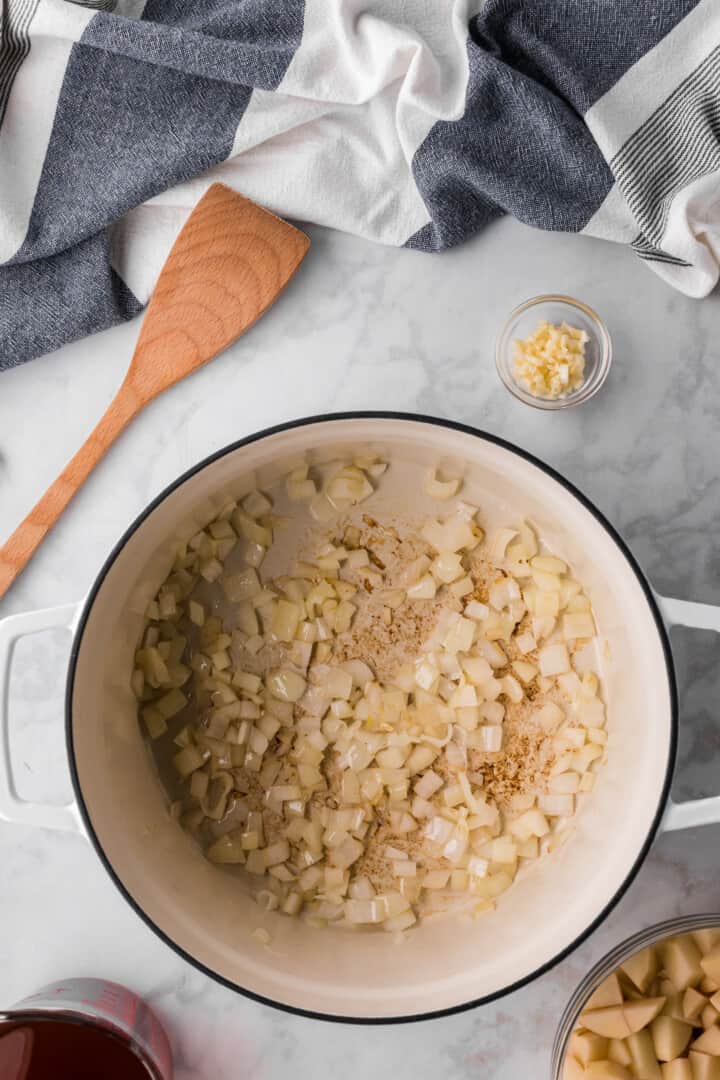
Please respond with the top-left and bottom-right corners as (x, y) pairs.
(1, 217), (719, 1079)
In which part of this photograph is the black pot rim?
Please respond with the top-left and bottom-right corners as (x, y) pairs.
(65, 411), (678, 1025)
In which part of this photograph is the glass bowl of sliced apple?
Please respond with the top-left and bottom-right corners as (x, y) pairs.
(553, 915), (720, 1080)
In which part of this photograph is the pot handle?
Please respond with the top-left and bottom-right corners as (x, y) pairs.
(657, 594), (720, 833)
(0, 603), (84, 833)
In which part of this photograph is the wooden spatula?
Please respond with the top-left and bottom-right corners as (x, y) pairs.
(0, 183), (310, 600)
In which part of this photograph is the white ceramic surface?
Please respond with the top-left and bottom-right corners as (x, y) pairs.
(1, 218), (719, 1073)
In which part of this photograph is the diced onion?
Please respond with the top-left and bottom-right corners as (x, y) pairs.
(514, 631), (536, 655)
(562, 612), (596, 640)
(267, 669), (307, 703)
(537, 702), (565, 732)
(538, 793), (575, 817)
(431, 551), (464, 584)
(423, 816), (454, 846)
(422, 869), (451, 889)
(538, 643), (571, 677)
(475, 637), (507, 668)
(449, 576), (473, 599)
(478, 725), (503, 752)
(424, 469), (461, 500)
(207, 833), (246, 864)
(443, 616), (475, 654)
(415, 770), (444, 799)
(138, 456), (606, 937)
(286, 466), (316, 501)
(488, 528), (517, 563)
(344, 898), (385, 924)
(548, 772), (580, 794)
(330, 836), (364, 870)
(443, 821), (469, 863)
(223, 568), (261, 602)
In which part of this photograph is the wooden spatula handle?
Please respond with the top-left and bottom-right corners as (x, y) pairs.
(0, 185), (309, 602)
(0, 384), (140, 598)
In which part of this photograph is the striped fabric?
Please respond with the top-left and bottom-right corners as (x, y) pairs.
(612, 46), (720, 249)
(2, 0), (720, 369)
(0, 0), (42, 128)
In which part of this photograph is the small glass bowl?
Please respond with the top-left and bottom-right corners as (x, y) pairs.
(551, 914), (720, 1079)
(495, 294), (612, 410)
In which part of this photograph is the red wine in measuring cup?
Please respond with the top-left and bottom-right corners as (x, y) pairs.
(0, 979), (173, 1079)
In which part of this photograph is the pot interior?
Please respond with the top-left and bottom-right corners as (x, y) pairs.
(70, 417), (673, 1019)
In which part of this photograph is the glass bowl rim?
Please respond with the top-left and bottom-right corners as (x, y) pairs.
(551, 912), (720, 1078)
(495, 293), (613, 411)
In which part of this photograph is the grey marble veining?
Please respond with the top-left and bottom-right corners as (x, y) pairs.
(1, 216), (719, 1079)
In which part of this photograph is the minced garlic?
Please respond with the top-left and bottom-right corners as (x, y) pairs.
(513, 320), (588, 399)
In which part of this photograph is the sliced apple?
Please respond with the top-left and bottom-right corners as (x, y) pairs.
(627, 1029), (663, 1080)
(691, 1025), (720, 1054)
(664, 993), (690, 1022)
(563, 1055), (587, 1080)
(563, 934), (720, 1080)
(689, 1051), (720, 1080)
(622, 947), (660, 993)
(700, 946), (720, 985)
(585, 1063), (632, 1080)
(701, 1006), (720, 1030)
(693, 930), (720, 954)
(651, 1016), (693, 1061)
(570, 1031), (610, 1065)
(664, 937), (704, 992)
(608, 1039), (633, 1067)
(586, 973), (625, 1010)
(683, 988), (708, 1023)
(660, 1059), (692, 1080)
(581, 1006), (632, 1040)
(624, 997), (667, 1034)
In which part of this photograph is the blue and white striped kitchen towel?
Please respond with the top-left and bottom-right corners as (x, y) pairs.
(2, 0), (720, 369)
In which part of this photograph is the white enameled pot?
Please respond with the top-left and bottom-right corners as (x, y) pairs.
(1, 414), (719, 1023)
